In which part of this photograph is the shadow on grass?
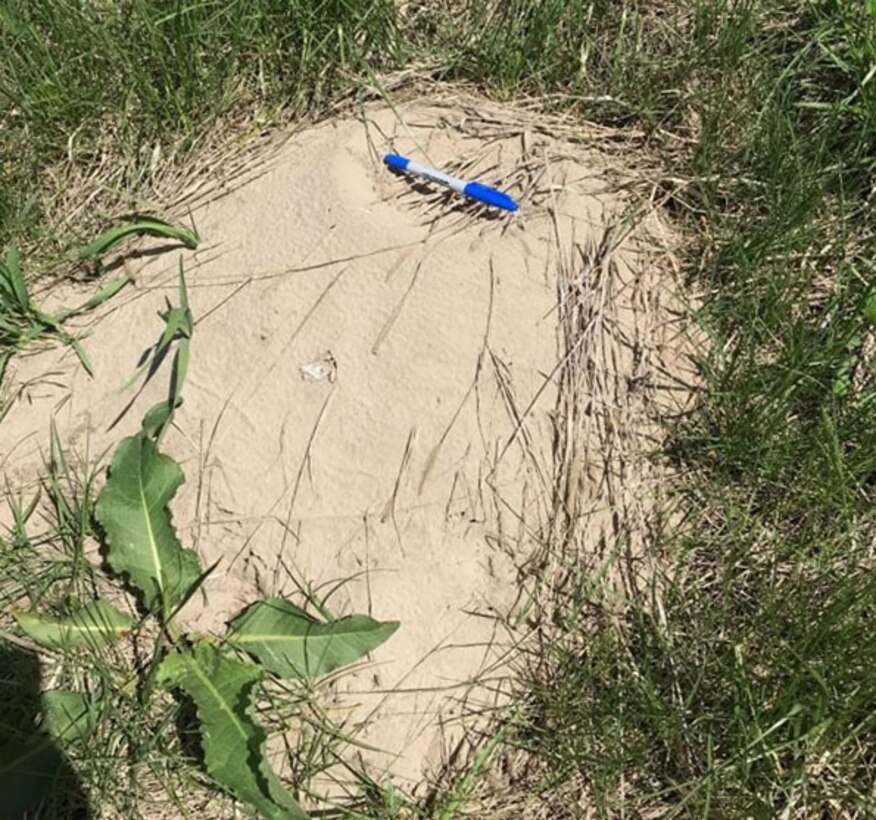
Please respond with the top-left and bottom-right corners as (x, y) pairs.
(0, 642), (89, 819)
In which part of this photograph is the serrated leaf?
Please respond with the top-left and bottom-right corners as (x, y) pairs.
(95, 436), (201, 616)
(14, 599), (133, 650)
(77, 217), (198, 260)
(157, 642), (308, 820)
(42, 690), (97, 743)
(228, 598), (399, 679)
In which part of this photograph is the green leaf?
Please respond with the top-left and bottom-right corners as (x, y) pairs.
(0, 685), (94, 817)
(157, 642), (308, 820)
(227, 598), (399, 679)
(157, 305), (192, 349)
(42, 690), (97, 743)
(14, 599), (133, 650)
(864, 292), (876, 327)
(2, 244), (29, 309)
(62, 332), (94, 377)
(95, 436), (202, 616)
(77, 217), (199, 260)
(53, 274), (131, 322)
(141, 398), (183, 439)
(170, 337), (191, 405)
(0, 737), (72, 817)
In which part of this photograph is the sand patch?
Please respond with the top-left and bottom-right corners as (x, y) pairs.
(2, 97), (685, 801)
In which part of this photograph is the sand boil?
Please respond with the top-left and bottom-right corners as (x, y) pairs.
(2, 96), (689, 803)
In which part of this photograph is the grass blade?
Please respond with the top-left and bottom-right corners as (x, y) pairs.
(3, 245), (29, 309)
(77, 217), (198, 260)
(62, 333), (94, 377)
(53, 275), (131, 322)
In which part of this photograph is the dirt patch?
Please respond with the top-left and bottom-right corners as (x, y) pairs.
(2, 97), (687, 802)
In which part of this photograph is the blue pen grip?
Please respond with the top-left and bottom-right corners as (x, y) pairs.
(464, 182), (519, 212)
(384, 153), (410, 171)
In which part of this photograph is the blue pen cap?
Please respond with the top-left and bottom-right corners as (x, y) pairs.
(464, 182), (519, 212)
(383, 153), (410, 171)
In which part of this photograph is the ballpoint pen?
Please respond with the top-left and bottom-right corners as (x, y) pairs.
(383, 153), (519, 212)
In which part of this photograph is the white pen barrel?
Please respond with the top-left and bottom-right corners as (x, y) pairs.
(405, 159), (467, 194)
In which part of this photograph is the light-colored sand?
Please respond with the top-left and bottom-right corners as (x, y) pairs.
(2, 98), (685, 801)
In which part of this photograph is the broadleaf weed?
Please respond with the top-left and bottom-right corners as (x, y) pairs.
(3, 265), (399, 818)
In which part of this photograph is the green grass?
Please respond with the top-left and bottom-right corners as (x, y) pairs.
(427, 0), (876, 815)
(0, 217), (195, 384)
(0, 0), (400, 249)
(2, 0), (876, 817)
